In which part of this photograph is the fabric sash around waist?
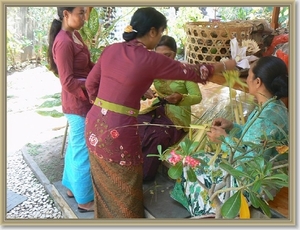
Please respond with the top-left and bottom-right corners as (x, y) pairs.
(94, 97), (139, 117)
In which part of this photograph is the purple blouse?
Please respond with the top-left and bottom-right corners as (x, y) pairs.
(53, 30), (94, 116)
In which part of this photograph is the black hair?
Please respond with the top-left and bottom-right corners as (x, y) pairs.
(251, 56), (288, 99)
(156, 35), (177, 53)
(122, 7), (167, 42)
(47, 7), (75, 75)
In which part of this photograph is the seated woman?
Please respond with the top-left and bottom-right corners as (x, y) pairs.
(138, 35), (202, 181)
(171, 56), (289, 217)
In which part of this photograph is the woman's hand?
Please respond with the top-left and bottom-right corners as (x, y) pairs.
(206, 126), (228, 143)
(213, 59), (237, 73)
(223, 59), (237, 71)
(164, 92), (183, 104)
(212, 118), (233, 132)
(143, 88), (156, 99)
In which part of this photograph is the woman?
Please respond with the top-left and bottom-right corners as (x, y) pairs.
(85, 7), (236, 218)
(172, 56), (289, 217)
(47, 7), (94, 212)
(138, 35), (202, 181)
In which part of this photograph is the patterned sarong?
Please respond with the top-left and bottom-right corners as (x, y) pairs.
(89, 153), (145, 218)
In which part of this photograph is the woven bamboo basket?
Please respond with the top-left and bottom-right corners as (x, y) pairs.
(185, 21), (253, 64)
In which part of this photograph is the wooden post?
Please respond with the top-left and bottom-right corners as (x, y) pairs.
(60, 121), (69, 158)
(270, 7), (280, 29)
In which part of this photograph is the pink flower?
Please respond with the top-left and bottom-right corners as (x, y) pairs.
(89, 133), (98, 147)
(110, 129), (119, 139)
(168, 150), (182, 165)
(185, 156), (200, 168)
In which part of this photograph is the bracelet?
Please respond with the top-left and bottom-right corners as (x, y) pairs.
(221, 60), (226, 71)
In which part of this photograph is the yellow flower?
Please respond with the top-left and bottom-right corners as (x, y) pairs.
(239, 193), (250, 219)
(276, 145), (289, 154)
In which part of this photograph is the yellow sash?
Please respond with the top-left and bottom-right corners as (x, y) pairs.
(94, 97), (139, 117)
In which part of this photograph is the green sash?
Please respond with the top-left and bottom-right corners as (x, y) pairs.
(94, 97), (139, 117)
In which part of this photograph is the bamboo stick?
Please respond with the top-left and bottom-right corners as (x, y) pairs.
(234, 107), (240, 125)
(238, 98), (245, 124)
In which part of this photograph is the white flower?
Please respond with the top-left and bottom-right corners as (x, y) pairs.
(101, 108), (108, 115)
(89, 133), (98, 147)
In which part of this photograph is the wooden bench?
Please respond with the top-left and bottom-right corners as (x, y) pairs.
(267, 187), (288, 218)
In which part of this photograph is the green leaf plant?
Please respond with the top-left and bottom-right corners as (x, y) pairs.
(155, 97), (288, 219)
(78, 7), (135, 63)
(153, 67), (289, 219)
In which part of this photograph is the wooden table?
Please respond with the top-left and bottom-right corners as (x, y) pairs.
(210, 73), (248, 92)
(210, 73), (288, 109)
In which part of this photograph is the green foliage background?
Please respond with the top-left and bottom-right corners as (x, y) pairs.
(6, 6), (289, 117)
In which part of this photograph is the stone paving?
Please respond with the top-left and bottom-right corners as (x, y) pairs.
(6, 149), (63, 219)
(6, 189), (27, 213)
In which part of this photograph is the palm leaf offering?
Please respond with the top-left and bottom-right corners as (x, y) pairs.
(163, 73), (253, 158)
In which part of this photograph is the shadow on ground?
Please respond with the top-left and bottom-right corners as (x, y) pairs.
(25, 135), (66, 183)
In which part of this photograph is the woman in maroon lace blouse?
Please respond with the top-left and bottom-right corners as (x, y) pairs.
(85, 7), (236, 218)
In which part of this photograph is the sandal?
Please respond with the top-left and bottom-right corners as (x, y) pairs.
(66, 189), (74, 198)
(78, 206), (94, 213)
(67, 194), (74, 198)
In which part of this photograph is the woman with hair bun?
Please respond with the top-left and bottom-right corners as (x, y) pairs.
(173, 56), (289, 217)
(208, 55), (288, 145)
(84, 7), (236, 218)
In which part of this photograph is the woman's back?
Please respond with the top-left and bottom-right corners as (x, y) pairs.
(89, 40), (203, 111)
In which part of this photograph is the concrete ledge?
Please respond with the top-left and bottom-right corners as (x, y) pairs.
(22, 148), (77, 218)
(22, 147), (152, 219)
